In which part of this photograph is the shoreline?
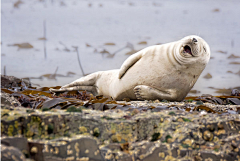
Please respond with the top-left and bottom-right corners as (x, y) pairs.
(1, 75), (240, 160)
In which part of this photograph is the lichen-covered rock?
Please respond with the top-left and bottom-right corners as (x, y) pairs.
(28, 135), (104, 161)
(1, 144), (26, 161)
(1, 102), (240, 160)
(1, 136), (30, 158)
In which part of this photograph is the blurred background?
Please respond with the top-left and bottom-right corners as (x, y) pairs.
(1, 0), (240, 95)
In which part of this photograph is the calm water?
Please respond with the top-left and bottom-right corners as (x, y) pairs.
(1, 0), (240, 95)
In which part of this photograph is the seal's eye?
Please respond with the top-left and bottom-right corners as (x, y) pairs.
(203, 47), (206, 52)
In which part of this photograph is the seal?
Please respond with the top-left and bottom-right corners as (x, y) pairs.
(50, 35), (210, 101)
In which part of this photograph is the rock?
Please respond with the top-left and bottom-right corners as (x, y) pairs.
(1, 93), (21, 107)
(231, 89), (240, 96)
(1, 136), (30, 158)
(130, 141), (155, 159)
(1, 75), (30, 88)
(1, 102), (240, 160)
(1, 94), (12, 106)
(28, 141), (45, 161)
(203, 130), (213, 141)
(1, 144), (26, 161)
(140, 143), (170, 161)
(28, 135), (104, 161)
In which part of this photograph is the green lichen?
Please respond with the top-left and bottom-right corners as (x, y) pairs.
(66, 106), (82, 113)
(102, 116), (114, 120)
(151, 132), (160, 141)
(26, 109), (35, 113)
(165, 135), (172, 139)
(182, 118), (191, 122)
(181, 144), (190, 148)
(168, 112), (175, 116)
(187, 99), (193, 102)
(42, 108), (51, 112)
(7, 125), (14, 136)
(161, 99), (168, 103)
(214, 148), (219, 152)
(163, 135), (172, 143)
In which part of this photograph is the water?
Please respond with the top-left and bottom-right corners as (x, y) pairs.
(1, 0), (240, 95)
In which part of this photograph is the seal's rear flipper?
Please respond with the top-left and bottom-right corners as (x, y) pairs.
(50, 86), (98, 95)
(49, 72), (101, 95)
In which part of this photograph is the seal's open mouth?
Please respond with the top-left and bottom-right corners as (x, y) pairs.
(183, 45), (193, 56)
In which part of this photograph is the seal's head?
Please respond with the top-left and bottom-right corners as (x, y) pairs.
(174, 35), (210, 66)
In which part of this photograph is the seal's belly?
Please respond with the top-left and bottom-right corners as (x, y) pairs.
(115, 56), (193, 100)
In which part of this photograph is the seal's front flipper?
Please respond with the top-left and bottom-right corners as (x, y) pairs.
(118, 52), (142, 79)
(133, 85), (179, 101)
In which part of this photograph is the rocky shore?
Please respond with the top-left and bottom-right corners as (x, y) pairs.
(1, 75), (240, 161)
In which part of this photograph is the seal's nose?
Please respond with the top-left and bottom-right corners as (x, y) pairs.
(192, 38), (198, 43)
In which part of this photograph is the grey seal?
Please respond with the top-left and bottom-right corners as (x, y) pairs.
(50, 35), (210, 101)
